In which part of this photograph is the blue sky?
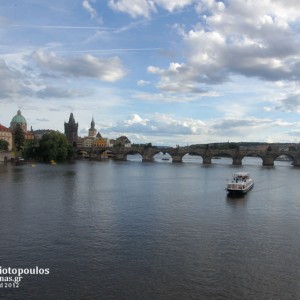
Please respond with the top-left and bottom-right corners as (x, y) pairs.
(1, 0), (300, 146)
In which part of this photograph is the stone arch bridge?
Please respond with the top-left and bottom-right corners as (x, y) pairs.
(77, 145), (300, 167)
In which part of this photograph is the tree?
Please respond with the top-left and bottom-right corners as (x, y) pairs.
(23, 139), (39, 159)
(14, 124), (25, 151)
(39, 131), (73, 162)
(0, 139), (9, 151)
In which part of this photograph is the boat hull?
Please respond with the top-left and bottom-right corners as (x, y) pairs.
(227, 182), (254, 194)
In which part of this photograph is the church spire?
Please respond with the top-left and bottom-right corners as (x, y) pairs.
(91, 117), (95, 129)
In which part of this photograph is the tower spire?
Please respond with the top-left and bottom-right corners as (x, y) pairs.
(69, 113), (75, 123)
(91, 117), (95, 129)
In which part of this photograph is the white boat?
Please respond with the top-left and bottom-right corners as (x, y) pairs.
(226, 172), (254, 194)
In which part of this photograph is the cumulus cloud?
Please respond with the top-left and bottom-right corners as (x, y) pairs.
(124, 114), (148, 125)
(0, 59), (32, 100)
(108, 0), (194, 18)
(108, 0), (156, 18)
(148, 0), (300, 93)
(211, 116), (297, 138)
(137, 79), (150, 86)
(275, 93), (300, 113)
(101, 111), (300, 144)
(109, 113), (205, 136)
(32, 50), (126, 82)
(155, 0), (194, 12)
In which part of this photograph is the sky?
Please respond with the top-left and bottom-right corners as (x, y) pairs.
(1, 0), (300, 146)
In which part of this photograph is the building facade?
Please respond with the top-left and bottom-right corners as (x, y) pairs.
(94, 132), (109, 147)
(0, 124), (13, 151)
(115, 136), (131, 148)
(32, 129), (54, 140)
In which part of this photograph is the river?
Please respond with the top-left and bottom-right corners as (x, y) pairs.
(0, 156), (299, 299)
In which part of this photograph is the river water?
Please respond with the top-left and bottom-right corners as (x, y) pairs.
(0, 156), (300, 299)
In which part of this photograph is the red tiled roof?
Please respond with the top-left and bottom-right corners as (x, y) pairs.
(0, 124), (10, 132)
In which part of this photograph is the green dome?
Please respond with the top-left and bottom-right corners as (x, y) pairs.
(11, 110), (26, 124)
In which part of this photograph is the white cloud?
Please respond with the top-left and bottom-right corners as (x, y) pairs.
(133, 92), (202, 103)
(104, 112), (300, 145)
(155, 0), (194, 12)
(82, 0), (101, 21)
(148, 0), (300, 94)
(108, 0), (156, 18)
(108, 0), (194, 18)
(110, 113), (206, 136)
(137, 79), (150, 86)
(125, 114), (148, 126)
(147, 65), (164, 74)
(32, 50), (126, 82)
(0, 59), (33, 100)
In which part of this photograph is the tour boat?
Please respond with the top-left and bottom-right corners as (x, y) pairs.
(226, 172), (254, 194)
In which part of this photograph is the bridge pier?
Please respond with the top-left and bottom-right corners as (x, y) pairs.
(203, 156), (212, 164)
(293, 157), (300, 167)
(232, 157), (242, 165)
(142, 150), (154, 162)
(114, 153), (127, 161)
(172, 155), (182, 163)
(262, 156), (274, 166)
(142, 157), (154, 162)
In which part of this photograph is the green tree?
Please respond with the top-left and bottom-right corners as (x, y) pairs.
(23, 139), (39, 159)
(0, 139), (9, 151)
(39, 131), (73, 162)
(14, 124), (25, 152)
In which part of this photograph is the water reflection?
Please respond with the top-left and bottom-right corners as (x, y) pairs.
(153, 152), (172, 163)
(226, 193), (248, 207)
(182, 154), (203, 164)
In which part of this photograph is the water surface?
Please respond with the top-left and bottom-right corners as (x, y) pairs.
(0, 157), (299, 299)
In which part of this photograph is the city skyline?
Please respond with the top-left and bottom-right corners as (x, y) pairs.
(1, 1), (300, 146)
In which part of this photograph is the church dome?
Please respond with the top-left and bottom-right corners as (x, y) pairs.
(11, 110), (27, 124)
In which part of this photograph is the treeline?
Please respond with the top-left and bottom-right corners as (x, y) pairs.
(24, 131), (75, 162)
(190, 142), (240, 150)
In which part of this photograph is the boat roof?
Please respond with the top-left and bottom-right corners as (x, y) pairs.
(233, 172), (250, 176)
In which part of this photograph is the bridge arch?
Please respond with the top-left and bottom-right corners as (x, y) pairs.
(274, 153), (295, 166)
(153, 151), (172, 162)
(210, 152), (234, 165)
(123, 149), (144, 161)
(241, 153), (263, 166)
(182, 151), (203, 164)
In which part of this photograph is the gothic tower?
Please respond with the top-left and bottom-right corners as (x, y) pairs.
(88, 117), (97, 138)
(64, 113), (78, 146)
